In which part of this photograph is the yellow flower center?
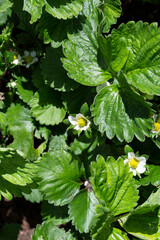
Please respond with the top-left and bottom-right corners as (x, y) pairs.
(129, 158), (139, 169)
(13, 55), (17, 60)
(78, 117), (87, 127)
(25, 55), (33, 63)
(154, 122), (160, 132)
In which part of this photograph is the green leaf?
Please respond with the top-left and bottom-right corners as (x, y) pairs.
(41, 47), (78, 91)
(100, 0), (122, 33)
(48, 134), (68, 151)
(6, 104), (38, 160)
(0, 223), (21, 240)
(62, 85), (94, 114)
(38, 150), (86, 205)
(108, 228), (129, 240)
(69, 189), (98, 233)
(0, 148), (37, 200)
(41, 201), (70, 224)
(32, 220), (76, 240)
(45, 0), (85, 20)
(121, 188), (160, 239)
(0, 0), (12, 12)
(29, 88), (66, 125)
(140, 165), (160, 187)
(91, 73), (153, 142)
(115, 21), (160, 96)
(15, 76), (34, 104)
(90, 155), (139, 216)
(37, 12), (71, 47)
(23, 0), (45, 23)
(99, 34), (129, 72)
(0, 8), (11, 25)
(23, 188), (43, 203)
(62, 0), (112, 86)
(91, 205), (113, 240)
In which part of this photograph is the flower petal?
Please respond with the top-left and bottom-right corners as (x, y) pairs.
(124, 159), (129, 164)
(74, 125), (80, 130)
(68, 116), (77, 125)
(32, 57), (38, 64)
(136, 164), (146, 174)
(30, 51), (36, 57)
(24, 51), (29, 56)
(128, 152), (135, 159)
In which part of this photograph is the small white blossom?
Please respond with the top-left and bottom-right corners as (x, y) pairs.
(151, 122), (160, 138)
(12, 55), (21, 65)
(124, 152), (146, 176)
(68, 113), (90, 131)
(7, 81), (17, 89)
(23, 50), (38, 68)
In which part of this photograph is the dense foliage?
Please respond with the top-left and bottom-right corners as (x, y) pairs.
(0, 0), (160, 239)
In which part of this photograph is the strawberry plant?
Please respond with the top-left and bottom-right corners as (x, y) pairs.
(0, 0), (160, 239)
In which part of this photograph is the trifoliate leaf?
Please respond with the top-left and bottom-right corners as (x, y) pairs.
(29, 88), (66, 125)
(69, 189), (98, 233)
(90, 155), (139, 216)
(23, 0), (45, 23)
(62, 0), (112, 86)
(0, 148), (37, 200)
(91, 73), (153, 142)
(37, 11), (71, 47)
(41, 47), (78, 91)
(121, 188), (160, 239)
(32, 220), (76, 240)
(38, 150), (86, 205)
(100, 0), (122, 32)
(45, 0), (85, 20)
(6, 104), (38, 160)
(115, 21), (160, 96)
(41, 201), (70, 224)
(0, 0), (12, 12)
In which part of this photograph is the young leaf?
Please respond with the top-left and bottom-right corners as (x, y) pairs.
(23, 0), (45, 23)
(41, 47), (78, 91)
(90, 155), (139, 216)
(108, 228), (129, 240)
(38, 150), (86, 205)
(91, 74), (153, 142)
(32, 220), (76, 240)
(100, 0), (122, 33)
(29, 88), (66, 125)
(45, 0), (85, 20)
(62, 0), (112, 86)
(69, 189), (98, 233)
(22, 188), (43, 203)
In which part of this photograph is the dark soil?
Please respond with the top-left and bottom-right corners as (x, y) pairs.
(0, 197), (42, 240)
(1, 0), (160, 239)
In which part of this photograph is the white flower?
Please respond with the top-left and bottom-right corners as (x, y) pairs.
(151, 122), (160, 137)
(23, 51), (38, 68)
(124, 152), (146, 176)
(12, 54), (21, 65)
(68, 113), (91, 131)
